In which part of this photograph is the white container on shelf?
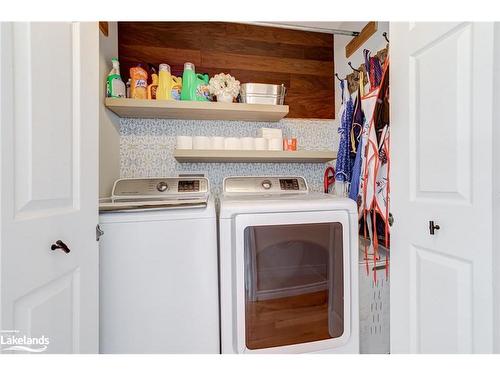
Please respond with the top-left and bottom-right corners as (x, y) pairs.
(258, 127), (282, 139)
(241, 137), (255, 150)
(224, 137), (242, 150)
(193, 136), (210, 150)
(268, 138), (283, 151)
(176, 136), (193, 150)
(254, 137), (268, 150)
(210, 136), (225, 150)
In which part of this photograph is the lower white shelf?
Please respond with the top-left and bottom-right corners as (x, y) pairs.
(173, 149), (337, 163)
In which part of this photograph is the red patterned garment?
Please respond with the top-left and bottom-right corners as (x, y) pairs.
(358, 57), (390, 280)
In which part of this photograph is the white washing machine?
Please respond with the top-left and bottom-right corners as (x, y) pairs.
(98, 177), (219, 353)
(219, 176), (359, 354)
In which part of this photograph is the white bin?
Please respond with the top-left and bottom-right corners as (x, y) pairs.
(359, 237), (390, 354)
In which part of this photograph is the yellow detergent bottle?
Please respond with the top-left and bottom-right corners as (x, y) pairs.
(157, 64), (183, 100)
(157, 64), (173, 100)
(171, 76), (182, 100)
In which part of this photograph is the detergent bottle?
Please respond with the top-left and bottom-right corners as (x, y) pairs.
(147, 71), (159, 100)
(156, 64), (173, 100)
(129, 65), (148, 99)
(171, 76), (182, 100)
(180, 62), (210, 101)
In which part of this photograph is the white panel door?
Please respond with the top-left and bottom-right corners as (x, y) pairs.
(391, 22), (494, 353)
(0, 22), (99, 353)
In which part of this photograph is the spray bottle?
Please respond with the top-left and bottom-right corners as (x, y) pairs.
(106, 58), (126, 98)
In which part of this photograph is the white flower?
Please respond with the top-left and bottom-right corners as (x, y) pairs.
(209, 73), (240, 97)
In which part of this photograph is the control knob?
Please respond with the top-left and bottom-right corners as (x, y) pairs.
(262, 180), (272, 190)
(156, 181), (168, 192)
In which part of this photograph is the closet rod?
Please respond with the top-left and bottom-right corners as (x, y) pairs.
(241, 22), (360, 36)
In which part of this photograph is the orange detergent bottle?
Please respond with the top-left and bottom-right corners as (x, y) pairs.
(130, 65), (148, 99)
(147, 72), (159, 100)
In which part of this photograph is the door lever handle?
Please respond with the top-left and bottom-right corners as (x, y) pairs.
(51, 240), (71, 253)
(429, 221), (440, 235)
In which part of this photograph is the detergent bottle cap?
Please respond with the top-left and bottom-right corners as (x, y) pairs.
(184, 62), (195, 72)
(159, 63), (171, 73)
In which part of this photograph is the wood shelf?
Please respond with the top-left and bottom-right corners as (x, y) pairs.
(173, 149), (337, 163)
(105, 98), (289, 122)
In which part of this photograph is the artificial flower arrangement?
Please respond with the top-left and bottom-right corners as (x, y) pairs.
(209, 73), (240, 103)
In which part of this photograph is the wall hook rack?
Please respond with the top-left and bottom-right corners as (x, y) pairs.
(348, 62), (360, 73)
(383, 32), (389, 43)
(335, 73), (342, 82)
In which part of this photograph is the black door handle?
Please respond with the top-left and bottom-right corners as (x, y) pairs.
(429, 221), (440, 235)
(51, 240), (71, 253)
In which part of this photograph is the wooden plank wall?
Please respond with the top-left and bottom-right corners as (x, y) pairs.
(117, 22), (335, 119)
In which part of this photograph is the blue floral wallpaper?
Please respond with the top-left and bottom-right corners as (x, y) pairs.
(120, 118), (339, 196)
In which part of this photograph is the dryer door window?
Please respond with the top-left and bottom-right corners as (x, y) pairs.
(243, 222), (344, 350)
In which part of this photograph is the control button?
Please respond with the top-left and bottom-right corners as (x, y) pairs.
(156, 181), (168, 192)
(262, 180), (272, 190)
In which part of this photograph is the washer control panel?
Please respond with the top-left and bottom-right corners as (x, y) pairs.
(112, 177), (209, 200)
(224, 176), (308, 194)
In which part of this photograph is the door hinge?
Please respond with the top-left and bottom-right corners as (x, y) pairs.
(96, 224), (104, 241)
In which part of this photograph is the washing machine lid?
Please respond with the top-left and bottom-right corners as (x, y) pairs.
(99, 177), (209, 213)
(219, 176), (357, 218)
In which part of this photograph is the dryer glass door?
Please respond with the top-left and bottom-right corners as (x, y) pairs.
(241, 218), (347, 350)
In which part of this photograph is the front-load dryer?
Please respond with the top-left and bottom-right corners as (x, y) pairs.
(218, 176), (359, 354)
(99, 177), (219, 353)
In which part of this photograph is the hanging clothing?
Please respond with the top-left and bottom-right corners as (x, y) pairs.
(350, 70), (379, 207)
(355, 86), (379, 277)
(363, 49), (371, 84)
(357, 87), (379, 218)
(372, 64), (390, 249)
(349, 87), (363, 171)
(359, 70), (365, 97)
(363, 49), (383, 90)
(357, 58), (390, 280)
(335, 79), (354, 188)
(348, 85), (365, 202)
(370, 56), (383, 88)
(349, 139), (363, 203)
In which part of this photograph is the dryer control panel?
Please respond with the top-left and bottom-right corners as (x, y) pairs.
(223, 176), (308, 195)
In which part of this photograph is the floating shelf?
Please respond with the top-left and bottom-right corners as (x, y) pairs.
(105, 98), (289, 122)
(173, 149), (337, 163)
